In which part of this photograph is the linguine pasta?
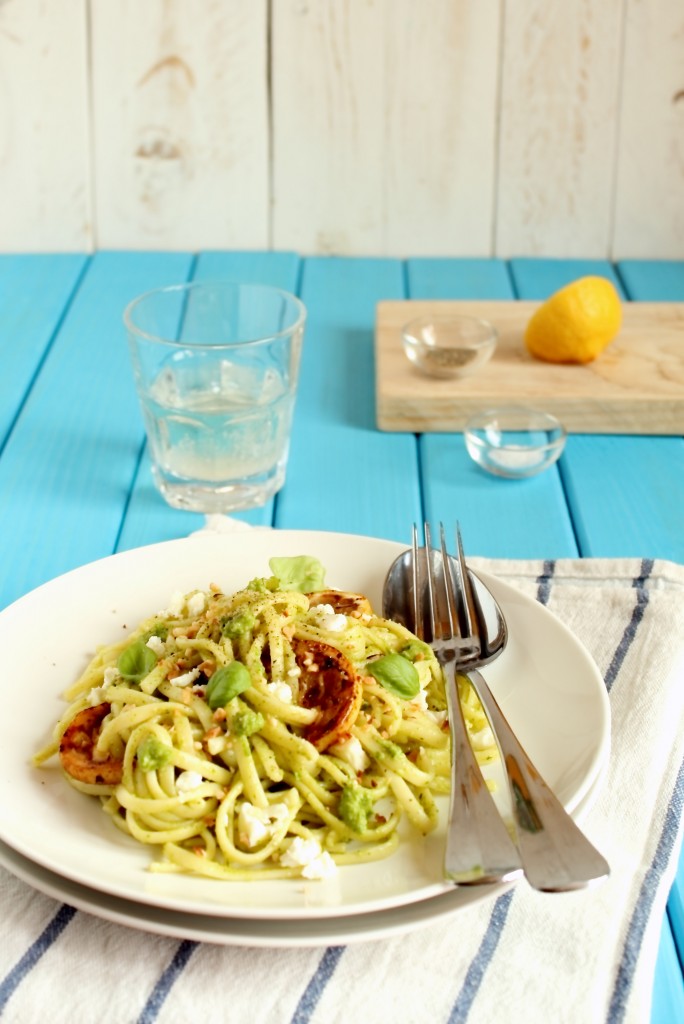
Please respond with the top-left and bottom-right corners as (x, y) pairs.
(34, 559), (498, 881)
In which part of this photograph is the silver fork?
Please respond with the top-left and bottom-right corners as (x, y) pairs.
(411, 523), (523, 885)
(452, 524), (610, 891)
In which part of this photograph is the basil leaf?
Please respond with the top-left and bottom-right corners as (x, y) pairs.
(366, 653), (420, 700)
(117, 640), (158, 682)
(268, 555), (326, 593)
(206, 662), (252, 709)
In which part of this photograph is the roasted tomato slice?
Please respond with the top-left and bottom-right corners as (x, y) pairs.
(307, 590), (372, 619)
(292, 638), (362, 751)
(59, 703), (123, 785)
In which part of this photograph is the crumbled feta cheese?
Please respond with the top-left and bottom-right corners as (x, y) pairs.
(187, 592), (206, 617)
(330, 736), (370, 773)
(176, 770), (203, 793)
(266, 680), (293, 703)
(173, 667), (201, 688)
(103, 667), (119, 685)
(237, 801), (290, 848)
(325, 614), (348, 632)
(281, 837), (337, 879)
(302, 850), (337, 880)
(164, 591), (186, 618)
(146, 635), (166, 656)
(287, 667), (301, 678)
(268, 803), (290, 824)
(309, 603), (347, 632)
(87, 687), (107, 706)
(238, 803), (269, 847)
(280, 836), (322, 868)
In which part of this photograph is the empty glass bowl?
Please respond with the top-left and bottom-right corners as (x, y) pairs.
(464, 406), (567, 479)
(402, 315), (497, 379)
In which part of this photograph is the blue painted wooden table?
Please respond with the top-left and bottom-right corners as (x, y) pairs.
(0, 251), (682, 1020)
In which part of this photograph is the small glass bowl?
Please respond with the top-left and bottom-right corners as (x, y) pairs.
(464, 406), (567, 479)
(402, 315), (497, 379)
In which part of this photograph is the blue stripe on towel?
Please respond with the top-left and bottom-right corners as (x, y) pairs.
(0, 904), (76, 1014)
(604, 559), (654, 693)
(447, 890), (515, 1023)
(607, 757), (684, 1023)
(137, 940), (198, 1024)
(290, 946), (345, 1024)
(536, 560), (556, 605)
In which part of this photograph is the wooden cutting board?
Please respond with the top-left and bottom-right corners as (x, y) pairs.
(375, 300), (684, 434)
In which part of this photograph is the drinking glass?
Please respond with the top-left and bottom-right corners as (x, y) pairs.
(124, 281), (306, 513)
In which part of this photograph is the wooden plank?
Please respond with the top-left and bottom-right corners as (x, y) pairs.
(0, 0), (91, 251)
(563, 435), (684, 560)
(408, 259), (514, 300)
(270, 0), (386, 255)
(117, 251), (303, 551)
(618, 261), (684, 303)
(421, 434), (577, 559)
(0, 255), (87, 442)
(275, 257), (420, 542)
(0, 252), (193, 609)
(510, 258), (623, 299)
(406, 258), (578, 558)
(376, 299), (684, 434)
(90, 0), (269, 249)
(379, 0), (500, 256)
(612, 1), (684, 259)
(496, 0), (624, 258)
(271, 0), (500, 256)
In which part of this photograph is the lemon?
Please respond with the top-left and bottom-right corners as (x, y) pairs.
(524, 276), (622, 364)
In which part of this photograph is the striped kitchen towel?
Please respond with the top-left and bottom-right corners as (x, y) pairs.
(0, 557), (682, 1024)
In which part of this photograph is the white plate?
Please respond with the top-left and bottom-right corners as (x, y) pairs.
(0, 530), (610, 923)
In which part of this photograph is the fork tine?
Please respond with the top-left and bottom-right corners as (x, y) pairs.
(455, 522), (478, 641)
(423, 522), (437, 641)
(411, 523), (422, 640)
(439, 522), (459, 638)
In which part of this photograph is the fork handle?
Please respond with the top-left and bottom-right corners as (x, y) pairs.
(468, 668), (610, 892)
(441, 660), (523, 885)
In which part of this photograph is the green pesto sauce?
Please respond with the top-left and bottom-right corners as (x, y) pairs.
(233, 709), (265, 737)
(339, 784), (373, 833)
(137, 735), (173, 772)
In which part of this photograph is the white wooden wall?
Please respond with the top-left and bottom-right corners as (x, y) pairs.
(0, 0), (682, 259)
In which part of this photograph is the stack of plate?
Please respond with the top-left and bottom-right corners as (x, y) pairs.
(0, 532), (610, 945)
